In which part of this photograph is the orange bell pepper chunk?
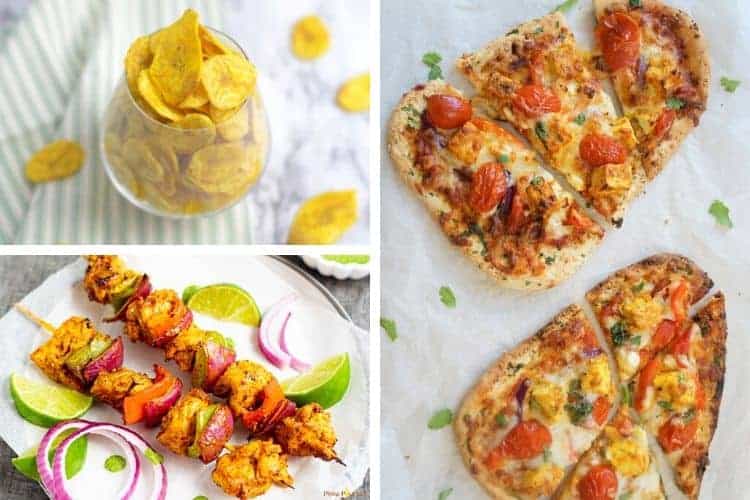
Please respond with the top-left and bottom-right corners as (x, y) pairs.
(123, 365), (175, 425)
(242, 379), (285, 429)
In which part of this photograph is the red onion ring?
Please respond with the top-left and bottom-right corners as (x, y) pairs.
(258, 294), (298, 369)
(514, 378), (530, 419)
(278, 311), (312, 372)
(36, 420), (89, 497)
(104, 275), (152, 323)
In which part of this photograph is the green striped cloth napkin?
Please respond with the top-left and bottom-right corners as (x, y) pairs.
(0, 0), (254, 243)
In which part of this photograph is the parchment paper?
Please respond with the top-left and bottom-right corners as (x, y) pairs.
(380, 1), (750, 498)
(0, 256), (369, 499)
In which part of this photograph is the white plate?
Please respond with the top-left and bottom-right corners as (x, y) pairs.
(301, 256), (371, 280)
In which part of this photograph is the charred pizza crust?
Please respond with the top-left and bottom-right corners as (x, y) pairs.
(593, 0), (710, 180)
(388, 80), (604, 290)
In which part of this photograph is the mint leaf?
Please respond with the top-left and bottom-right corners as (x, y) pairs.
(428, 65), (443, 80)
(438, 488), (453, 500)
(720, 77), (741, 93)
(428, 408), (453, 429)
(709, 200), (733, 228)
(104, 455), (126, 473)
(439, 286), (456, 308)
(554, 0), (578, 13)
(380, 317), (398, 341)
(422, 52), (442, 66)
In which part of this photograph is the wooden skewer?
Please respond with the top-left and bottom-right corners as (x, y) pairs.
(15, 303), (55, 334)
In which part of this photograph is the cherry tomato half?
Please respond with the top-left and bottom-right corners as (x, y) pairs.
(512, 84), (561, 118)
(579, 133), (628, 167)
(596, 12), (641, 71)
(577, 464), (618, 500)
(425, 94), (472, 129)
(658, 416), (698, 453)
(484, 419), (552, 469)
(469, 162), (508, 213)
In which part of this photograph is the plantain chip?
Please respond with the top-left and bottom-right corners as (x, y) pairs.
(25, 140), (85, 183)
(201, 54), (256, 110)
(186, 142), (251, 194)
(209, 103), (241, 124)
(138, 70), (185, 122)
(216, 105), (249, 141)
(287, 190), (358, 244)
(291, 15), (330, 60)
(124, 35), (152, 98)
(148, 9), (202, 106)
(337, 73), (370, 112)
(178, 82), (209, 109)
(169, 113), (217, 154)
(244, 143), (264, 186)
(199, 26), (234, 57)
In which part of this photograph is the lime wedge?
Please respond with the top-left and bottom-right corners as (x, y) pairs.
(186, 284), (261, 327)
(282, 353), (351, 409)
(10, 373), (93, 428)
(12, 430), (88, 481)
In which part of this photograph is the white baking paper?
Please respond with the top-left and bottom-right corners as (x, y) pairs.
(0, 256), (369, 499)
(380, 1), (750, 498)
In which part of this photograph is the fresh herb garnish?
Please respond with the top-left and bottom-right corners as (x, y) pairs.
(439, 286), (457, 308)
(658, 400), (673, 411)
(193, 497), (209, 500)
(666, 97), (685, 110)
(619, 493), (634, 500)
(610, 321), (629, 346)
(629, 335), (642, 346)
(565, 378), (593, 423)
(438, 488), (453, 500)
(554, 0), (578, 13)
(104, 454), (126, 473)
(402, 105), (421, 129)
(682, 408), (696, 421)
(461, 222), (488, 255)
(498, 153), (510, 164)
(531, 176), (544, 186)
(144, 448), (163, 465)
(423, 52), (444, 80)
(720, 77), (741, 93)
(544, 254), (555, 265)
(510, 362), (525, 374)
(574, 112), (586, 125)
(496, 413), (508, 427)
(428, 408), (454, 429)
(620, 383), (632, 407)
(535, 121), (548, 142)
(543, 447), (552, 462)
(632, 281), (645, 293)
(709, 200), (733, 228)
(629, 0), (642, 8)
(507, 28), (520, 35)
(381, 317), (398, 341)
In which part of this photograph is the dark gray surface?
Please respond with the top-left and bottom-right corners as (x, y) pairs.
(0, 255), (369, 499)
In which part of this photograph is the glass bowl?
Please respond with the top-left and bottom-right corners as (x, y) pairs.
(100, 29), (270, 218)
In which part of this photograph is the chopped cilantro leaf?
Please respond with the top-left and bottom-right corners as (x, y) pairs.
(428, 65), (443, 80)
(531, 176), (545, 186)
(720, 77), (741, 93)
(632, 281), (645, 293)
(535, 121), (548, 142)
(422, 52), (442, 66)
(507, 28), (520, 35)
(620, 384), (632, 407)
(543, 447), (552, 462)
(496, 413), (508, 427)
(402, 105), (421, 129)
(439, 286), (457, 308)
(629, 335), (642, 346)
(610, 321), (629, 346)
(709, 200), (733, 228)
(498, 153), (510, 164)
(565, 400), (593, 423)
(629, 0), (642, 7)
(554, 0), (578, 13)
(381, 317), (398, 341)
(666, 97), (685, 109)
(438, 488), (453, 500)
(574, 112), (586, 125)
(658, 400), (673, 411)
(428, 408), (453, 429)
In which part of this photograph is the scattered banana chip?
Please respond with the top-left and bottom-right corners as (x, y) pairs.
(288, 190), (358, 244)
(186, 142), (250, 194)
(25, 140), (85, 183)
(337, 73), (370, 112)
(137, 70), (185, 122)
(201, 54), (257, 110)
(216, 105), (249, 141)
(148, 9), (202, 106)
(291, 15), (330, 60)
(178, 83), (209, 109)
(124, 36), (153, 97)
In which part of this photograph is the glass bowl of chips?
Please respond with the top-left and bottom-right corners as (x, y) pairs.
(101, 10), (269, 218)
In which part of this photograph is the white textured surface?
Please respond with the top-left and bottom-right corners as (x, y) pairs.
(0, 256), (369, 499)
(301, 255), (371, 280)
(380, 1), (750, 499)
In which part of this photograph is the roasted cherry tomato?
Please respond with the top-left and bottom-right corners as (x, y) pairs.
(565, 205), (594, 231)
(592, 396), (611, 426)
(512, 84), (561, 118)
(635, 356), (661, 412)
(652, 319), (677, 352)
(577, 464), (618, 500)
(484, 419), (551, 469)
(506, 190), (525, 233)
(425, 94), (472, 129)
(469, 162), (508, 213)
(652, 109), (676, 139)
(658, 416), (698, 452)
(669, 325), (692, 367)
(579, 133), (628, 167)
(670, 281), (689, 324)
(596, 12), (641, 71)
(581, 326), (600, 351)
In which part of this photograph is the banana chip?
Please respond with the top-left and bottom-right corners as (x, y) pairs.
(186, 142), (251, 194)
(170, 113), (217, 154)
(178, 83), (209, 109)
(148, 9), (202, 106)
(138, 71), (185, 122)
(337, 73), (370, 112)
(291, 15), (330, 60)
(216, 105), (249, 141)
(199, 26), (233, 57)
(124, 36), (152, 97)
(201, 54), (256, 110)
(25, 140), (85, 183)
(287, 190), (358, 244)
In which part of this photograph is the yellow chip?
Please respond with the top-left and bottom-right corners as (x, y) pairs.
(148, 9), (203, 106)
(244, 143), (264, 187)
(124, 35), (152, 97)
(337, 73), (370, 112)
(291, 15), (330, 60)
(25, 140), (85, 183)
(137, 70), (185, 122)
(209, 103), (241, 124)
(201, 54), (257, 110)
(178, 83), (209, 109)
(287, 190), (358, 244)
(186, 142), (252, 194)
(199, 25), (234, 57)
(123, 138), (178, 191)
(170, 113), (217, 154)
(216, 105), (249, 141)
